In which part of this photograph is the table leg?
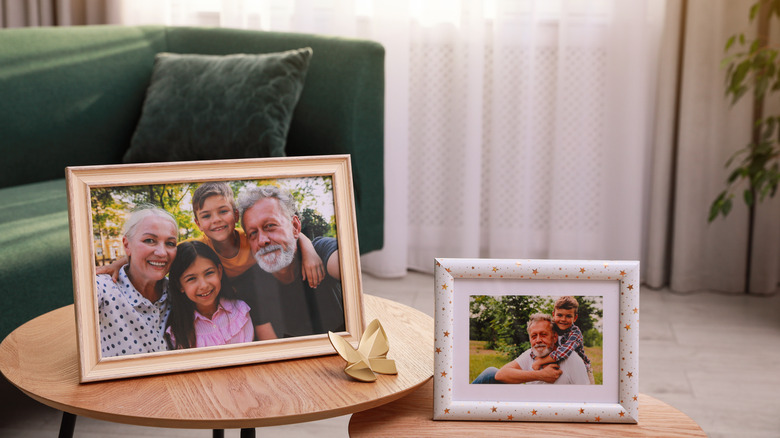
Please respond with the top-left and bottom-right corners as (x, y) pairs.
(58, 412), (77, 438)
(213, 430), (224, 438)
(240, 428), (256, 438)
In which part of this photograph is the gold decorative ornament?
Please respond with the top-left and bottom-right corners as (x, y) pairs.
(328, 319), (397, 382)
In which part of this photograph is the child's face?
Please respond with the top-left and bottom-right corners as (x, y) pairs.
(552, 307), (577, 331)
(194, 195), (238, 243)
(179, 256), (223, 316)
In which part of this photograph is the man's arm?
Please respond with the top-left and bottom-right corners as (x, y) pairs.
(254, 322), (278, 341)
(531, 354), (556, 370)
(327, 250), (340, 281)
(95, 257), (126, 282)
(298, 233), (325, 288)
(310, 237), (341, 283)
(494, 359), (562, 384)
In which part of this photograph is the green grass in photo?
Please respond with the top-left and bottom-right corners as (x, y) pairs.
(469, 341), (511, 382)
(586, 346), (603, 385)
(469, 341), (604, 384)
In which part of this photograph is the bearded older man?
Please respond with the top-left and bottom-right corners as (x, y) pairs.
(472, 313), (590, 385)
(235, 185), (344, 338)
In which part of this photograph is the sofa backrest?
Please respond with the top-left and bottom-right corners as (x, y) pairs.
(0, 26), (166, 188)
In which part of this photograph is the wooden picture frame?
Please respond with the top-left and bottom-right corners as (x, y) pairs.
(433, 258), (639, 423)
(66, 155), (364, 382)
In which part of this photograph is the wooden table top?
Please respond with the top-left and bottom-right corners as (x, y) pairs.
(0, 294), (434, 429)
(349, 380), (706, 437)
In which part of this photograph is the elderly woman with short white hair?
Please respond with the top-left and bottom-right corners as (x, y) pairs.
(96, 205), (178, 357)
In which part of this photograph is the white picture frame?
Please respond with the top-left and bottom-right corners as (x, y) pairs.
(66, 155), (364, 382)
(433, 258), (639, 423)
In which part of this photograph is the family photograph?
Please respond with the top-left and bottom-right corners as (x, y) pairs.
(469, 294), (603, 385)
(90, 176), (343, 358)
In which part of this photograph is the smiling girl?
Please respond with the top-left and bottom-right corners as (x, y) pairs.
(165, 241), (269, 349)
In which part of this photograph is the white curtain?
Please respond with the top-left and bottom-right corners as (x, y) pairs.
(1, 0), (107, 26)
(111, 1), (666, 278)
(2, 0), (61, 26)
(646, 0), (780, 294)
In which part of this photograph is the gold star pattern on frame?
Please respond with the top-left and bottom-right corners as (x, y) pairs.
(433, 258), (640, 423)
(328, 319), (397, 382)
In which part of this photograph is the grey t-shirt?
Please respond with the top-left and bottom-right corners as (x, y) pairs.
(237, 237), (344, 338)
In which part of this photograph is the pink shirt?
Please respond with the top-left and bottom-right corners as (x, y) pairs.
(168, 298), (254, 348)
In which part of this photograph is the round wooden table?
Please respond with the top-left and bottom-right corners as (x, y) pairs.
(349, 380), (706, 437)
(0, 294), (434, 432)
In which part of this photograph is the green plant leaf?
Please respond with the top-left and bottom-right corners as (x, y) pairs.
(744, 189), (754, 206)
(723, 198), (733, 216)
(711, 1), (780, 221)
(750, 2), (761, 21)
(725, 147), (750, 167)
(727, 168), (743, 183)
(731, 85), (748, 105)
(725, 35), (737, 52)
(753, 169), (767, 187)
(756, 77), (769, 98)
(750, 39), (761, 55)
(730, 60), (751, 94)
(708, 192), (726, 222)
(768, 49), (778, 63)
(722, 56), (737, 71)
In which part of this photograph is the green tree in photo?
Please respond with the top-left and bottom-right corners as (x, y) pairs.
(469, 295), (502, 349)
(299, 208), (332, 239)
(470, 294), (550, 359)
(573, 297), (603, 347)
(258, 176), (338, 239)
(91, 188), (129, 265)
(583, 327), (603, 347)
(110, 183), (199, 239)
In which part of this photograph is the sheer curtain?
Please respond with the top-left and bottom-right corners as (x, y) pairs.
(2, 0), (63, 26)
(646, 0), (780, 294)
(1, 0), (106, 27)
(111, 0), (666, 278)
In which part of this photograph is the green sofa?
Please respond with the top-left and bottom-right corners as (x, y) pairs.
(0, 25), (384, 339)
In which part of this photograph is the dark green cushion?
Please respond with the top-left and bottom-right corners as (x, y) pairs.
(123, 48), (313, 163)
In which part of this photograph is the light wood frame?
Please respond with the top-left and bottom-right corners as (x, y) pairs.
(66, 156), (364, 382)
(433, 258), (639, 423)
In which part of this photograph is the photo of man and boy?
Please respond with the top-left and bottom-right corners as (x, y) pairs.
(469, 295), (603, 385)
(91, 177), (343, 358)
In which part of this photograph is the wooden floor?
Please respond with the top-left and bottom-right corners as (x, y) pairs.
(1, 271), (778, 437)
